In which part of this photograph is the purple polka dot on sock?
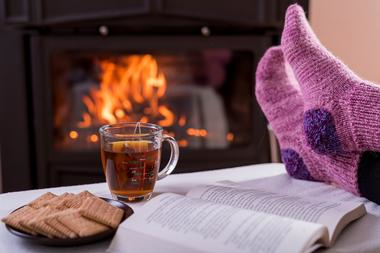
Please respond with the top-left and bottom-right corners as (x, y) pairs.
(281, 149), (314, 180)
(304, 108), (343, 155)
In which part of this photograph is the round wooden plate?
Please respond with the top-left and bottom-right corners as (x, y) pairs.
(5, 197), (134, 246)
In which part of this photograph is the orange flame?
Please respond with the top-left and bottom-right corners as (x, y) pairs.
(79, 55), (173, 127)
(187, 128), (208, 137)
(158, 105), (174, 127)
(226, 132), (234, 142)
(69, 130), (79, 139)
(178, 115), (186, 127)
(78, 113), (91, 128)
(89, 134), (99, 143)
(178, 139), (189, 147)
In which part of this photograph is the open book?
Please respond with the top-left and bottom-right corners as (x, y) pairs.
(108, 184), (366, 253)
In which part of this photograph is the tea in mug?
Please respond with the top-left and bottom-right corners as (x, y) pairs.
(101, 140), (161, 200)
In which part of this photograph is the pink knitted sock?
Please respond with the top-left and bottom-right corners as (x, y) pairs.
(282, 4), (380, 155)
(256, 46), (361, 195)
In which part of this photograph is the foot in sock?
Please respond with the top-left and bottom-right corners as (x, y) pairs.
(255, 46), (361, 195)
(281, 4), (380, 155)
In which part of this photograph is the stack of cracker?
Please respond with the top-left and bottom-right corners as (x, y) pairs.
(1, 191), (124, 239)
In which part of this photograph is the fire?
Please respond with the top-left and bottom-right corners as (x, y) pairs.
(178, 115), (186, 127)
(78, 55), (174, 127)
(67, 54), (216, 149)
(69, 130), (79, 139)
(77, 113), (91, 128)
(89, 134), (99, 143)
(178, 139), (189, 147)
(187, 128), (208, 137)
(158, 105), (174, 127)
(226, 132), (234, 142)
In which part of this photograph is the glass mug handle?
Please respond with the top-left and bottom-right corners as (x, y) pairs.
(157, 134), (179, 180)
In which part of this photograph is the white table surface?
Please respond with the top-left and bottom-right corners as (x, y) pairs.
(2, 163), (380, 253)
(0, 163), (285, 253)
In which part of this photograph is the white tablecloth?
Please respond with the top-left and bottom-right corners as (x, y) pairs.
(1, 163), (379, 253)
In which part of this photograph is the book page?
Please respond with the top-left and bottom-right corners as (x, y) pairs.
(187, 185), (365, 244)
(110, 193), (328, 253)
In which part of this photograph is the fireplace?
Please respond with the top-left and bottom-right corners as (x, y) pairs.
(0, 0), (308, 191)
(33, 35), (270, 187)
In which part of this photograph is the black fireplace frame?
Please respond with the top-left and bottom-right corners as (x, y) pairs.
(0, 0), (309, 191)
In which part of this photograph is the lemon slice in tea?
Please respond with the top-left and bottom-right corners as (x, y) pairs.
(112, 140), (151, 153)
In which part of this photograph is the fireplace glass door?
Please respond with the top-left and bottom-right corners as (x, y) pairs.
(52, 50), (254, 152)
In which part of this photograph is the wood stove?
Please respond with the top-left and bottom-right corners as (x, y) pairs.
(0, 0), (308, 191)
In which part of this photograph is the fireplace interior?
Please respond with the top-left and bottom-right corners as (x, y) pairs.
(53, 50), (253, 151)
(0, 0), (308, 191)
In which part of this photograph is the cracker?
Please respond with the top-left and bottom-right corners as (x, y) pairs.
(24, 207), (67, 238)
(78, 190), (97, 199)
(79, 197), (124, 228)
(44, 211), (78, 239)
(56, 210), (109, 237)
(64, 191), (97, 209)
(1, 206), (38, 235)
(27, 192), (57, 209)
(45, 193), (76, 210)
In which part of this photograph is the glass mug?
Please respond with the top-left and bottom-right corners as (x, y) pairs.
(99, 122), (179, 202)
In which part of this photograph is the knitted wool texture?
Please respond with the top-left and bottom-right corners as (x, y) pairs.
(255, 46), (361, 195)
(281, 4), (380, 155)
